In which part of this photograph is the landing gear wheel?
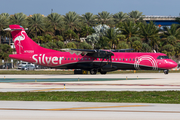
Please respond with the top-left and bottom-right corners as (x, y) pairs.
(100, 71), (107, 74)
(90, 69), (97, 75)
(164, 69), (169, 74)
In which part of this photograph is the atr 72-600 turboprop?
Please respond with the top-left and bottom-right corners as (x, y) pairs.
(5, 25), (177, 74)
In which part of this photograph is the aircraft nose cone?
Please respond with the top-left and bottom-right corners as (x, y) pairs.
(171, 61), (178, 68)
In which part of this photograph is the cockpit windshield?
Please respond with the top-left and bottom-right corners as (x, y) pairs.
(157, 56), (169, 59)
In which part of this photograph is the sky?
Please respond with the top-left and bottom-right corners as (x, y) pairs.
(0, 0), (180, 16)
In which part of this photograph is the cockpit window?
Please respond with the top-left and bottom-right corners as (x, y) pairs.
(157, 56), (169, 59)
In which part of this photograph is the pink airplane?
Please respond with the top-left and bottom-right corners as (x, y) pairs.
(5, 24), (177, 74)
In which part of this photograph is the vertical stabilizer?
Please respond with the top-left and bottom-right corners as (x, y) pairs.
(6, 25), (57, 54)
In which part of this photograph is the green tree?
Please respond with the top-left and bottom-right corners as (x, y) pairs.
(46, 41), (58, 50)
(97, 11), (113, 25)
(113, 12), (128, 25)
(33, 36), (44, 44)
(139, 21), (159, 44)
(0, 14), (9, 44)
(64, 30), (78, 41)
(95, 36), (110, 49)
(166, 36), (177, 45)
(65, 42), (77, 49)
(0, 44), (12, 60)
(121, 21), (139, 40)
(104, 28), (119, 49)
(78, 42), (92, 49)
(56, 41), (64, 49)
(141, 43), (151, 52)
(80, 25), (95, 37)
(162, 44), (175, 57)
(116, 41), (129, 49)
(43, 34), (53, 43)
(175, 42), (180, 57)
(81, 12), (96, 26)
(10, 13), (27, 27)
(64, 11), (80, 31)
(27, 13), (45, 38)
(53, 35), (64, 41)
(163, 24), (180, 39)
(132, 40), (142, 52)
(128, 10), (144, 23)
(46, 13), (64, 35)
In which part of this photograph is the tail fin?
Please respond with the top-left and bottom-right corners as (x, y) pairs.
(8, 24), (40, 54)
(6, 24), (56, 54)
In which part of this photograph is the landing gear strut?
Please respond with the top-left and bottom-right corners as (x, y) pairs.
(90, 69), (97, 75)
(164, 69), (169, 74)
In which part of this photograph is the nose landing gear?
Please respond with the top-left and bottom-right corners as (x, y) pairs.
(163, 69), (169, 74)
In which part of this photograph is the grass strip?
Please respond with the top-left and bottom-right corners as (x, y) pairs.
(0, 91), (180, 103)
(0, 70), (180, 74)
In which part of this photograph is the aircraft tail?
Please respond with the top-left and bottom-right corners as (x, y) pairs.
(6, 24), (56, 54)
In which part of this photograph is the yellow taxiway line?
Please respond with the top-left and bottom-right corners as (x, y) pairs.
(0, 105), (147, 111)
(46, 105), (147, 111)
(31, 88), (64, 92)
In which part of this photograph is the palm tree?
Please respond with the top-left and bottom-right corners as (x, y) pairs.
(10, 13), (27, 27)
(163, 24), (180, 39)
(121, 20), (139, 40)
(64, 11), (80, 31)
(139, 21), (159, 43)
(46, 13), (64, 35)
(132, 40), (142, 52)
(27, 13), (45, 38)
(0, 14), (9, 44)
(105, 28), (118, 49)
(80, 25), (95, 37)
(81, 12), (96, 26)
(113, 12), (128, 25)
(96, 11), (113, 25)
(128, 10), (144, 23)
(64, 29), (78, 41)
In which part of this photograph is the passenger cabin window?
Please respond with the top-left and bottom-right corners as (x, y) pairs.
(71, 58), (73, 60)
(126, 58), (128, 61)
(85, 58), (87, 60)
(112, 58), (114, 61)
(116, 58), (118, 61)
(123, 58), (124, 61)
(78, 58), (80, 60)
(133, 58), (134, 61)
(68, 58), (70, 60)
(129, 58), (131, 61)
(65, 58), (66, 60)
(119, 58), (121, 61)
(157, 56), (169, 59)
(74, 58), (76, 60)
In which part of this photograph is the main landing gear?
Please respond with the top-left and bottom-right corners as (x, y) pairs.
(163, 69), (169, 74)
(90, 69), (97, 75)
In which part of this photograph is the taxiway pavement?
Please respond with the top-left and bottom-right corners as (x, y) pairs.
(0, 101), (180, 120)
(0, 73), (180, 92)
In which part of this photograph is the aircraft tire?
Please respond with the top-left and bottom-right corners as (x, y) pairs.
(90, 69), (97, 75)
(164, 69), (169, 74)
(100, 71), (107, 74)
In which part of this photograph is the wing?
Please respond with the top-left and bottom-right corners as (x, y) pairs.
(111, 49), (134, 52)
(60, 49), (114, 58)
